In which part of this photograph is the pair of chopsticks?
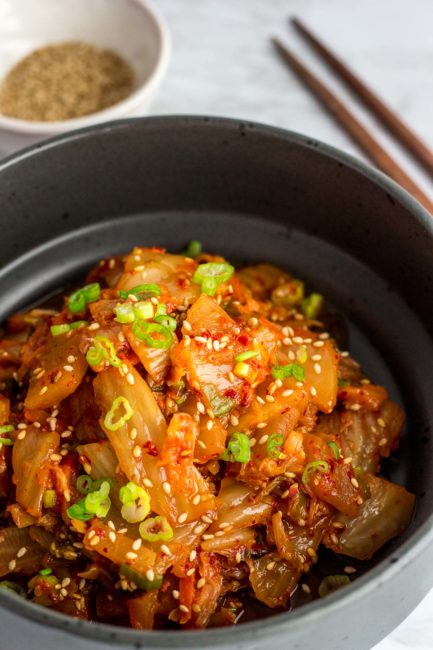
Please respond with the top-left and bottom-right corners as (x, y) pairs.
(272, 18), (433, 214)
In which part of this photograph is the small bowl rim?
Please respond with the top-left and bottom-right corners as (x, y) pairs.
(0, 115), (432, 647)
(0, 0), (171, 135)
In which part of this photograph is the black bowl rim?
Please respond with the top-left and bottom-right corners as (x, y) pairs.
(0, 114), (432, 646)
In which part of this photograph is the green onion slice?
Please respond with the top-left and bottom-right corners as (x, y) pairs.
(154, 314), (177, 331)
(235, 350), (259, 362)
(84, 481), (111, 518)
(302, 460), (329, 485)
(131, 320), (173, 349)
(302, 293), (324, 320)
(327, 441), (340, 459)
(43, 489), (57, 509)
(139, 516), (173, 542)
(318, 575), (350, 598)
(183, 240), (202, 258)
(86, 336), (121, 368)
(119, 564), (163, 591)
(66, 500), (94, 521)
(221, 432), (251, 463)
(39, 568), (53, 576)
(203, 385), (235, 417)
(267, 433), (284, 459)
(50, 323), (71, 337)
(133, 301), (154, 321)
(114, 303), (136, 324)
(192, 262), (234, 296)
(104, 396), (133, 431)
(76, 475), (94, 495)
(271, 363), (305, 381)
(68, 283), (100, 313)
(119, 284), (161, 300)
(119, 482), (150, 523)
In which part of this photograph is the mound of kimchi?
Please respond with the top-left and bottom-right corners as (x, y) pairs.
(0, 244), (414, 628)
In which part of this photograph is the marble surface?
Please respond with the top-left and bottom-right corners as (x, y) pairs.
(1, 0), (433, 648)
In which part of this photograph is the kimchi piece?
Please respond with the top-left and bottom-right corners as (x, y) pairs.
(0, 244), (414, 629)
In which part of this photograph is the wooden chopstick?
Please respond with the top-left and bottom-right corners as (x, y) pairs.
(291, 17), (433, 180)
(272, 37), (433, 214)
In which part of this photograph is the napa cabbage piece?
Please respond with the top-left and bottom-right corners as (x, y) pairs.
(210, 479), (274, 531)
(0, 527), (45, 576)
(12, 427), (60, 518)
(127, 591), (158, 630)
(117, 248), (200, 307)
(248, 554), (298, 608)
(94, 365), (217, 525)
(124, 323), (175, 384)
(324, 474), (415, 560)
(83, 521), (156, 572)
(24, 329), (87, 410)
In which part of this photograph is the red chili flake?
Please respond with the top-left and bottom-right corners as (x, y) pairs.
(224, 388), (237, 399)
(237, 334), (249, 346)
(142, 441), (158, 456)
(94, 527), (106, 539)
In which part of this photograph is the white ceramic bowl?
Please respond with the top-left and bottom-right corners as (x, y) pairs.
(0, 0), (171, 154)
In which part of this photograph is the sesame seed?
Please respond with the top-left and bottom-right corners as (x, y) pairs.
(351, 477), (360, 488)
(193, 524), (206, 535)
(118, 527), (128, 534)
(17, 430), (26, 440)
(197, 401), (205, 414)
(298, 518), (306, 527)
(282, 389), (294, 397)
(213, 340), (220, 351)
(378, 437), (388, 446)
(249, 317), (259, 327)
(79, 579), (86, 590)
(311, 354), (322, 361)
(143, 478), (153, 488)
(266, 561), (276, 570)
(249, 438), (257, 447)
(189, 550), (197, 562)
(293, 336), (304, 344)
(314, 363), (321, 375)
(301, 584), (311, 594)
(63, 364), (74, 372)
(90, 536), (100, 547)
(8, 559), (16, 571)
(283, 337), (292, 346)
(129, 427), (137, 441)
(108, 531), (117, 543)
(341, 351), (349, 357)
(132, 538), (142, 551)
(161, 544), (171, 556)
(288, 350), (296, 361)
(313, 340), (325, 348)
(132, 445), (141, 458)
(350, 403), (362, 411)
(61, 577), (71, 587)
(256, 421), (268, 429)
(296, 381), (304, 388)
(192, 494), (201, 505)
(172, 589), (180, 599)
(310, 386), (317, 397)
(126, 551), (138, 560)
(60, 588), (68, 597)
(183, 320), (192, 332)
(343, 456), (353, 465)
(16, 547), (27, 558)
(258, 434), (269, 445)
(145, 569), (155, 581)
(196, 578), (206, 589)
(230, 414), (239, 426)
(330, 533), (339, 545)
(126, 372), (135, 385)
(178, 513), (188, 524)
(201, 514), (213, 524)
(281, 489), (290, 499)
(39, 386), (48, 396)
(332, 521), (345, 529)
(265, 394), (275, 403)
(17, 423), (27, 430)
(202, 534), (214, 540)
(50, 453), (62, 462)
(256, 395), (265, 405)
(88, 530), (96, 539)
(179, 604), (189, 614)
(319, 332), (330, 340)
(235, 552), (242, 563)
(192, 604), (201, 613)
(307, 547), (317, 558)
(344, 566), (357, 574)
(162, 481), (171, 495)
(88, 323), (100, 331)
(186, 567), (195, 576)
(377, 418), (386, 428)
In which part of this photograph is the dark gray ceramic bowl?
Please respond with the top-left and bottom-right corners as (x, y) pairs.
(0, 116), (432, 650)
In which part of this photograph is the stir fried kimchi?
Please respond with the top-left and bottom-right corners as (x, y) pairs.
(0, 242), (415, 629)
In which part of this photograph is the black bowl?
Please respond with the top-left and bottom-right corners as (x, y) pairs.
(0, 116), (432, 650)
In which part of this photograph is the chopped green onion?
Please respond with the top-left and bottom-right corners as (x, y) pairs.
(86, 336), (121, 368)
(302, 293), (324, 320)
(68, 283), (100, 313)
(84, 481), (111, 518)
(104, 396), (133, 431)
(39, 568), (53, 576)
(139, 516), (173, 542)
(0, 425), (14, 446)
(50, 323), (71, 336)
(234, 350), (259, 362)
(267, 433), (284, 459)
(192, 262), (234, 296)
(131, 320), (173, 349)
(66, 500), (94, 521)
(271, 363), (305, 381)
(184, 240), (202, 258)
(154, 314), (177, 331)
(327, 441), (340, 459)
(302, 460), (329, 485)
(43, 490), (57, 509)
(119, 564), (163, 591)
(318, 575), (350, 598)
(119, 482), (150, 523)
(91, 477), (115, 492)
(338, 379), (349, 387)
(155, 302), (167, 317)
(221, 432), (251, 463)
(70, 320), (88, 329)
(203, 385), (235, 417)
(114, 303), (135, 324)
(0, 581), (26, 597)
(120, 284), (161, 300)
(134, 301), (154, 321)
(296, 345), (308, 364)
(76, 475), (94, 495)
